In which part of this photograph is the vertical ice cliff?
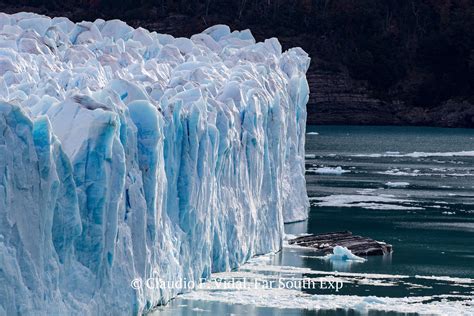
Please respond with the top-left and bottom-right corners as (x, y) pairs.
(0, 12), (309, 314)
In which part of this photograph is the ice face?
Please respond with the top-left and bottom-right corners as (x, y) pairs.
(0, 14), (309, 314)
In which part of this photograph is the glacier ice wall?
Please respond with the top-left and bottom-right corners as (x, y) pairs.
(0, 12), (309, 315)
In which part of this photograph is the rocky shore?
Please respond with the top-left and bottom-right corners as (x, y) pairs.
(288, 231), (392, 256)
(307, 66), (474, 128)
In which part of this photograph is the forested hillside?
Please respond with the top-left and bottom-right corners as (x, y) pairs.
(1, 0), (473, 127)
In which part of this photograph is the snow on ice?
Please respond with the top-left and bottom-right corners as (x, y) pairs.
(0, 12), (310, 314)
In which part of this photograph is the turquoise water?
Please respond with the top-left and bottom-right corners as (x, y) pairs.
(154, 126), (474, 315)
(304, 125), (474, 279)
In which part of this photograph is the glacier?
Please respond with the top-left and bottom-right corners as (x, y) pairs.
(0, 12), (309, 315)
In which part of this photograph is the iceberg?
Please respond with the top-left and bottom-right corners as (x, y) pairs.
(308, 166), (349, 175)
(0, 13), (310, 314)
(324, 246), (367, 262)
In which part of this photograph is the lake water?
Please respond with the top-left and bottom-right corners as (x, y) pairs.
(153, 125), (474, 315)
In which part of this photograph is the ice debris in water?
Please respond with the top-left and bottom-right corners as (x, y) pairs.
(0, 12), (310, 315)
(324, 246), (367, 262)
(310, 166), (349, 175)
(385, 182), (410, 188)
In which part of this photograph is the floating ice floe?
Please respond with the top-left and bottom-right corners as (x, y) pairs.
(180, 254), (474, 315)
(385, 181), (410, 188)
(181, 289), (474, 315)
(0, 12), (310, 315)
(308, 166), (350, 175)
(175, 250), (474, 315)
(447, 173), (474, 177)
(353, 151), (474, 158)
(310, 194), (424, 210)
(378, 168), (426, 176)
(324, 246), (367, 262)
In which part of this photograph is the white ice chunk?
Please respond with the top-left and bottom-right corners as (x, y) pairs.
(310, 194), (423, 211)
(353, 151), (474, 158)
(324, 246), (367, 262)
(309, 166), (349, 175)
(385, 182), (410, 187)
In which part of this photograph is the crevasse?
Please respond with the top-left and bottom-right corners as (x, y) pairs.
(0, 12), (309, 315)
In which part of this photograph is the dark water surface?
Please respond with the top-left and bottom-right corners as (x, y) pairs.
(304, 125), (474, 279)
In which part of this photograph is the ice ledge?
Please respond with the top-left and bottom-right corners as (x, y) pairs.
(0, 12), (309, 314)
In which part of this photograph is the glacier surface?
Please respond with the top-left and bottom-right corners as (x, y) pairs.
(0, 12), (309, 315)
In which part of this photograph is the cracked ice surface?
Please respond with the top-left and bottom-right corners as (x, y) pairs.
(0, 12), (309, 314)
